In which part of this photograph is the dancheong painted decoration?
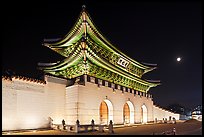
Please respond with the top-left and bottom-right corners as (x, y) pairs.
(38, 5), (160, 93)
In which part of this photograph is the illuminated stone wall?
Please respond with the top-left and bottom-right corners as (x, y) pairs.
(153, 105), (180, 121)
(2, 75), (179, 131)
(44, 75), (67, 124)
(2, 75), (67, 131)
(64, 76), (180, 125)
(64, 76), (155, 125)
(2, 78), (47, 131)
(2, 79), (18, 131)
(65, 85), (79, 125)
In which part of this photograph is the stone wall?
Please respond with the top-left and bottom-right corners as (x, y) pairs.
(2, 75), (67, 131)
(2, 75), (179, 131)
(153, 105), (180, 121)
(44, 75), (67, 124)
(2, 77), (47, 131)
(64, 76), (154, 125)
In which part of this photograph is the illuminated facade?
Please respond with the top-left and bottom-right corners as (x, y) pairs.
(2, 6), (179, 131)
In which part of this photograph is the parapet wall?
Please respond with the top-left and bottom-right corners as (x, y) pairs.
(2, 76), (47, 131)
(2, 75), (67, 131)
(153, 105), (180, 121)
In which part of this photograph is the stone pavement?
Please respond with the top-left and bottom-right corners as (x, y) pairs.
(2, 120), (202, 135)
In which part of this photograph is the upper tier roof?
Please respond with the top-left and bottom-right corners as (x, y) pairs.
(38, 5), (160, 93)
(42, 6), (157, 75)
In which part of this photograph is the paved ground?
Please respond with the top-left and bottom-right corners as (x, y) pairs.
(2, 119), (202, 135)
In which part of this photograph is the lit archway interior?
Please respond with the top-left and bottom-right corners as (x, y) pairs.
(123, 103), (130, 124)
(99, 99), (113, 125)
(100, 101), (108, 124)
(141, 104), (148, 124)
(126, 101), (134, 124)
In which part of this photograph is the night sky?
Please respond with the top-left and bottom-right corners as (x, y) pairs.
(2, 1), (202, 109)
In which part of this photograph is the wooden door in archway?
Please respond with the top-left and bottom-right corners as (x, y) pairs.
(123, 103), (130, 124)
(100, 101), (108, 125)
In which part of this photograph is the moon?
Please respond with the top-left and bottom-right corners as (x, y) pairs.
(177, 57), (181, 62)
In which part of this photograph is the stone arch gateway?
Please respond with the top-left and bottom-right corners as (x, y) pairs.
(123, 101), (134, 124)
(99, 99), (113, 125)
(141, 104), (148, 124)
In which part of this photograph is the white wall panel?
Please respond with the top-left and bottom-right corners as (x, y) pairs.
(2, 75), (179, 131)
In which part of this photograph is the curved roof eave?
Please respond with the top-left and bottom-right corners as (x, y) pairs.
(42, 10), (84, 47)
(38, 47), (83, 71)
(85, 49), (160, 87)
(42, 8), (157, 73)
(85, 11), (156, 71)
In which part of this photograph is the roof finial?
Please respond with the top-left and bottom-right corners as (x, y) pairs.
(82, 5), (86, 10)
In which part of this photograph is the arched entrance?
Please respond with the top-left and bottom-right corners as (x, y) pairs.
(123, 103), (130, 124)
(141, 104), (148, 124)
(100, 101), (108, 124)
(123, 101), (135, 124)
(99, 99), (113, 125)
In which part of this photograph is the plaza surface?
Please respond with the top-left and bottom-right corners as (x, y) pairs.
(2, 119), (202, 135)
